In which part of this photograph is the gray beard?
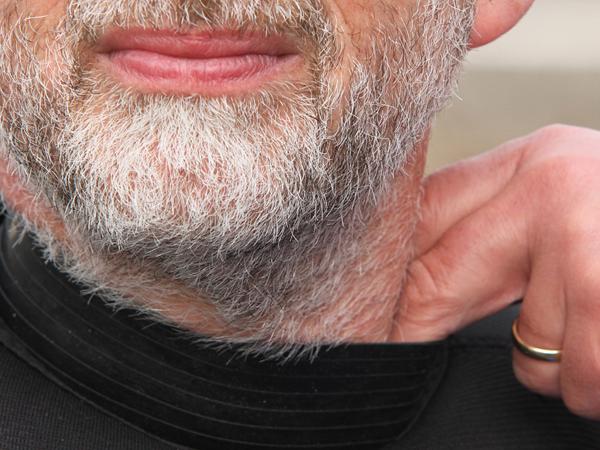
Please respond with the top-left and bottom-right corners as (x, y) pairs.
(0, 0), (474, 357)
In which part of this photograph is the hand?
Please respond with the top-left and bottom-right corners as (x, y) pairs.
(392, 124), (600, 420)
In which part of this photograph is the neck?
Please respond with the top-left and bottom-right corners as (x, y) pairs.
(0, 218), (448, 448)
(0, 142), (426, 355)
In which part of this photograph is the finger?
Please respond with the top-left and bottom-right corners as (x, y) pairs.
(512, 254), (565, 398)
(560, 315), (600, 420)
(561, 317), (600, 419)
(417, 135), (529, 254)
(560, 241), (600, 419)
(392, 185), (531, 342)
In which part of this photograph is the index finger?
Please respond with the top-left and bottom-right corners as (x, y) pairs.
(417, 134), (530, 254)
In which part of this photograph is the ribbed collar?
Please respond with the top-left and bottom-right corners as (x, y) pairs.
(0, 215), (448, 449)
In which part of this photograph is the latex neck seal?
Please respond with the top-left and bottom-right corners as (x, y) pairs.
(0, 216), (448, 449)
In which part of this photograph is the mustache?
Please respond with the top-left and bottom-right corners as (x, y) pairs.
(64, 0), (334, 45)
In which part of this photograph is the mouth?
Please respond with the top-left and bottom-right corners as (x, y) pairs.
(96, 28), (304, 96)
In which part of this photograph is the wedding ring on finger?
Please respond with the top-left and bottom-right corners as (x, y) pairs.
(511, 317), (562, 362)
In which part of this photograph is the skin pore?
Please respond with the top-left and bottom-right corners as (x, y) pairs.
(0, 0), (475, 358)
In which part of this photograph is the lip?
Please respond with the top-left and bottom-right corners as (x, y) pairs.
(96, 29), (304, 96)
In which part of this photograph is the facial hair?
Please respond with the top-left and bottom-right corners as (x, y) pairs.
(0, 0), (475, 356)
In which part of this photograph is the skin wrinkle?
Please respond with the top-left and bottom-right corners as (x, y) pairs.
(0, 0), (475, 360)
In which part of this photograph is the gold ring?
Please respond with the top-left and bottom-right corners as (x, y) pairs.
(511, 318), (562, 362)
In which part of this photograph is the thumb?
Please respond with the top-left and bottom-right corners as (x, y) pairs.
(391, 189), (531, 343)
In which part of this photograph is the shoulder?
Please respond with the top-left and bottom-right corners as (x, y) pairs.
(0, 342), (175, 449)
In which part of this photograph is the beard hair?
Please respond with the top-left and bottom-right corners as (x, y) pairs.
(0, 0), (474, 357)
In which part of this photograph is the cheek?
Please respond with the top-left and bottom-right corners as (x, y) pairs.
(321, 1), (407, 130)
(324, 0), (409, 77)
(13, 0), (64, 16)
(328, 0), (409, 48)
(6, 1), (73, 89)
(1, 1), (64, 50)
(4, 0), (66, 44)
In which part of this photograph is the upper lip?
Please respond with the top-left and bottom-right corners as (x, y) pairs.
(96, 28), (300, 60)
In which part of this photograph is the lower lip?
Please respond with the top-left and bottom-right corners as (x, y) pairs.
(98, 49), (301, 96)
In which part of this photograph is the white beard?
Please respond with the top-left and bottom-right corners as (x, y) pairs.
(0, 0), (475, 357)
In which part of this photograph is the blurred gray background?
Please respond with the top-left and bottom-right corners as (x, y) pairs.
(427, 0), (600, 172)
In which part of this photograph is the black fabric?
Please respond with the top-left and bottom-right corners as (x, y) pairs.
(0, 217), (446, 449)
(1, 216), (600, 449)
(388, 337), (600, 449)
(4, 333), (600, 450)
(0, 343), (177, 450)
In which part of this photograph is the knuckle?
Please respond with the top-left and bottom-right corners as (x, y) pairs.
(530, 124), (600, 164)
(526, 124), (600, 177)
(535, 123), (600, 143)
(516, 125), (600, 220)
(535, 123), (580, 140)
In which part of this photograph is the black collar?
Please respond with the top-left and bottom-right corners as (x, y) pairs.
(0, 215), (448, 449)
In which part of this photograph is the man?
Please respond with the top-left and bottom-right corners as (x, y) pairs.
(1, 0), (600, 448)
